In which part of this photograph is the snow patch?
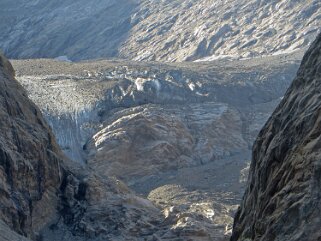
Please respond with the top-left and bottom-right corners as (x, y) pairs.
(54, 55), (72, 62)
(134, 78), (161, 93)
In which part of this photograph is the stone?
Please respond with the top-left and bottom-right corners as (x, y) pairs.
(231, 33), (321, 241)
(0, 52), (64, 239)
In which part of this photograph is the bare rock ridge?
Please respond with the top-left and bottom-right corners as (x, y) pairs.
(0, 0), (320, 61)
(0, 52), (63, 239)
(231, 33), (321, 240)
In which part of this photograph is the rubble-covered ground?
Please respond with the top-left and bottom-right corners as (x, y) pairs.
(1, 0), (320, 61)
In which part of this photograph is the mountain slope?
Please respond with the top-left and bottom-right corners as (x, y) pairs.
(122, 0), (321, 61)
(1, 0), (320, 61)
(231, 33), (321, 240)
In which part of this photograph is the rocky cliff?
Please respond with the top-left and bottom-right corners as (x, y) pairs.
(231, 33), (321, 240)
(0, 0), (320, 61)
(0, 52), (63, 239)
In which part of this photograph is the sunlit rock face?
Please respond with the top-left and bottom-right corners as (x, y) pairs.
(87, 103), (247, 182)
(231, 33), (321, 241)
(1, 0), (320, 61)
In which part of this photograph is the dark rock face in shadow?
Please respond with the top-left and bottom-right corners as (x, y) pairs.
(231, 33), (321, 241)
(0, 53), (64, 239)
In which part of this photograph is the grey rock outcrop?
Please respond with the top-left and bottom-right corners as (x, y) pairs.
(231, 33), (321, 240)
(42, 169), (163, 241)
(1, 0), (320, 61)
(87, 103), (247, 182)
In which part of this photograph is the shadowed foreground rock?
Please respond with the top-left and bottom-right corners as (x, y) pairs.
(231, 33), (321, 240)
(0, 52), (64, 239)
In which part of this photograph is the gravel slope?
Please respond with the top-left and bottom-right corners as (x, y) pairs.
(1, 0), (320, 61)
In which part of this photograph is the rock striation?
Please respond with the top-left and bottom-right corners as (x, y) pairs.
(231, 33), (321, 240)
(87, 103), (247, 183)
